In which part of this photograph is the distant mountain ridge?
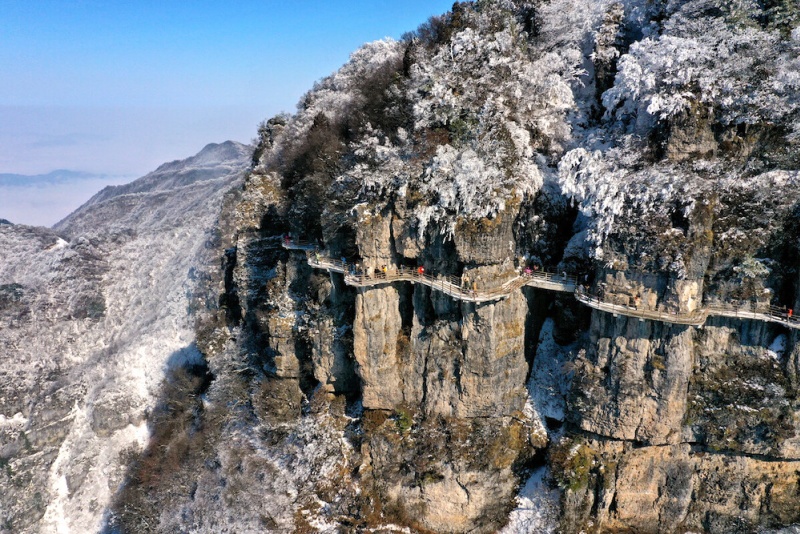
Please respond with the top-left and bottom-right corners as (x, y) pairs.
(1, 141), (249, 190)
(0, 138), (252, 533)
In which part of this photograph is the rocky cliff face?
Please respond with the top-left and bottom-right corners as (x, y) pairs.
(205, 2), (799, 532)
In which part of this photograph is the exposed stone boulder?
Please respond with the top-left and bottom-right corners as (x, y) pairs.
(361, 411), (536, 534)
(663, 104), (718, 162)
(355, 204), (396, 267)
(687, 323), (800, 459)
(453, 204), (518, 265)
(309, 314), (357, 395)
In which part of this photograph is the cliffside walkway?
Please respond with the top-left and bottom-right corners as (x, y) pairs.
(282, 240), (800, 330)
(292, 249), (576, 304)
(706, 303), (800, 330)
(574, 288), (708, 326)
(574, 291), (800, 330)
(304, 254), (547, 304)
(281, 238), (317, 251)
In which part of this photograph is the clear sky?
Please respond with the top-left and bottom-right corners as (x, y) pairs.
(0, 0), (456, 176)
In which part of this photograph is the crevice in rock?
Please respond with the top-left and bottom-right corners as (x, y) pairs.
(545, 417), (564, 432)
(221, 246), (242, 325)
(293, 336), (321, 411)
(398, 282), (414, 335)
(687, 444), (800, 463)
(329, 223), (360, 260)
(414, 284), (436, 328)
(388, 208), (402, 267)
(320, 264), (360, 404)
(258, 204), (290, 236)
(522, 286), (551, 381)
(420, 341), (431, 412)
(572, 427), (671, 449)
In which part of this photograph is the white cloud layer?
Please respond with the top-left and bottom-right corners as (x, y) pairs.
(0, 177), (131, 227)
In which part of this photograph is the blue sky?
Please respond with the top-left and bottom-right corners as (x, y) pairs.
(0, 0), (455, 226)
(0, 0), (455, 176)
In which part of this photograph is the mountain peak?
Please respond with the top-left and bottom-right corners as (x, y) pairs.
(153, 140), (252, 174)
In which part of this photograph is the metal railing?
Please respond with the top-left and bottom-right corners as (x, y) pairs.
(307, 254), (521, 303)
(706, 302), (800, 329)
(305, 249), (582, 303)
(575, 289), (800, 329)
(575, 287), (708, 326)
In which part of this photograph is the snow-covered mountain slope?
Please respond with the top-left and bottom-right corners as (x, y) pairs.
(0, 142), (250, 533)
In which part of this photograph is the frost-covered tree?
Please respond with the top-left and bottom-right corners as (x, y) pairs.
(252, 1), (600, 242)
(554, 0), (800, 277)
(603, 1), (800, 131)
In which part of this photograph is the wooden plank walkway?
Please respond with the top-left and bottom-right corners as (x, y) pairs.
(283, 241), (800, 330)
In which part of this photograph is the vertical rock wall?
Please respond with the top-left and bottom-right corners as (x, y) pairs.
(349, 204), (543, 532)
(572, 313), (694, 444)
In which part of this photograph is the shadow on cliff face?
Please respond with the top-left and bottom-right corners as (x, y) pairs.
(102, 345), (214, 533)
(763, 203), (800, 309)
